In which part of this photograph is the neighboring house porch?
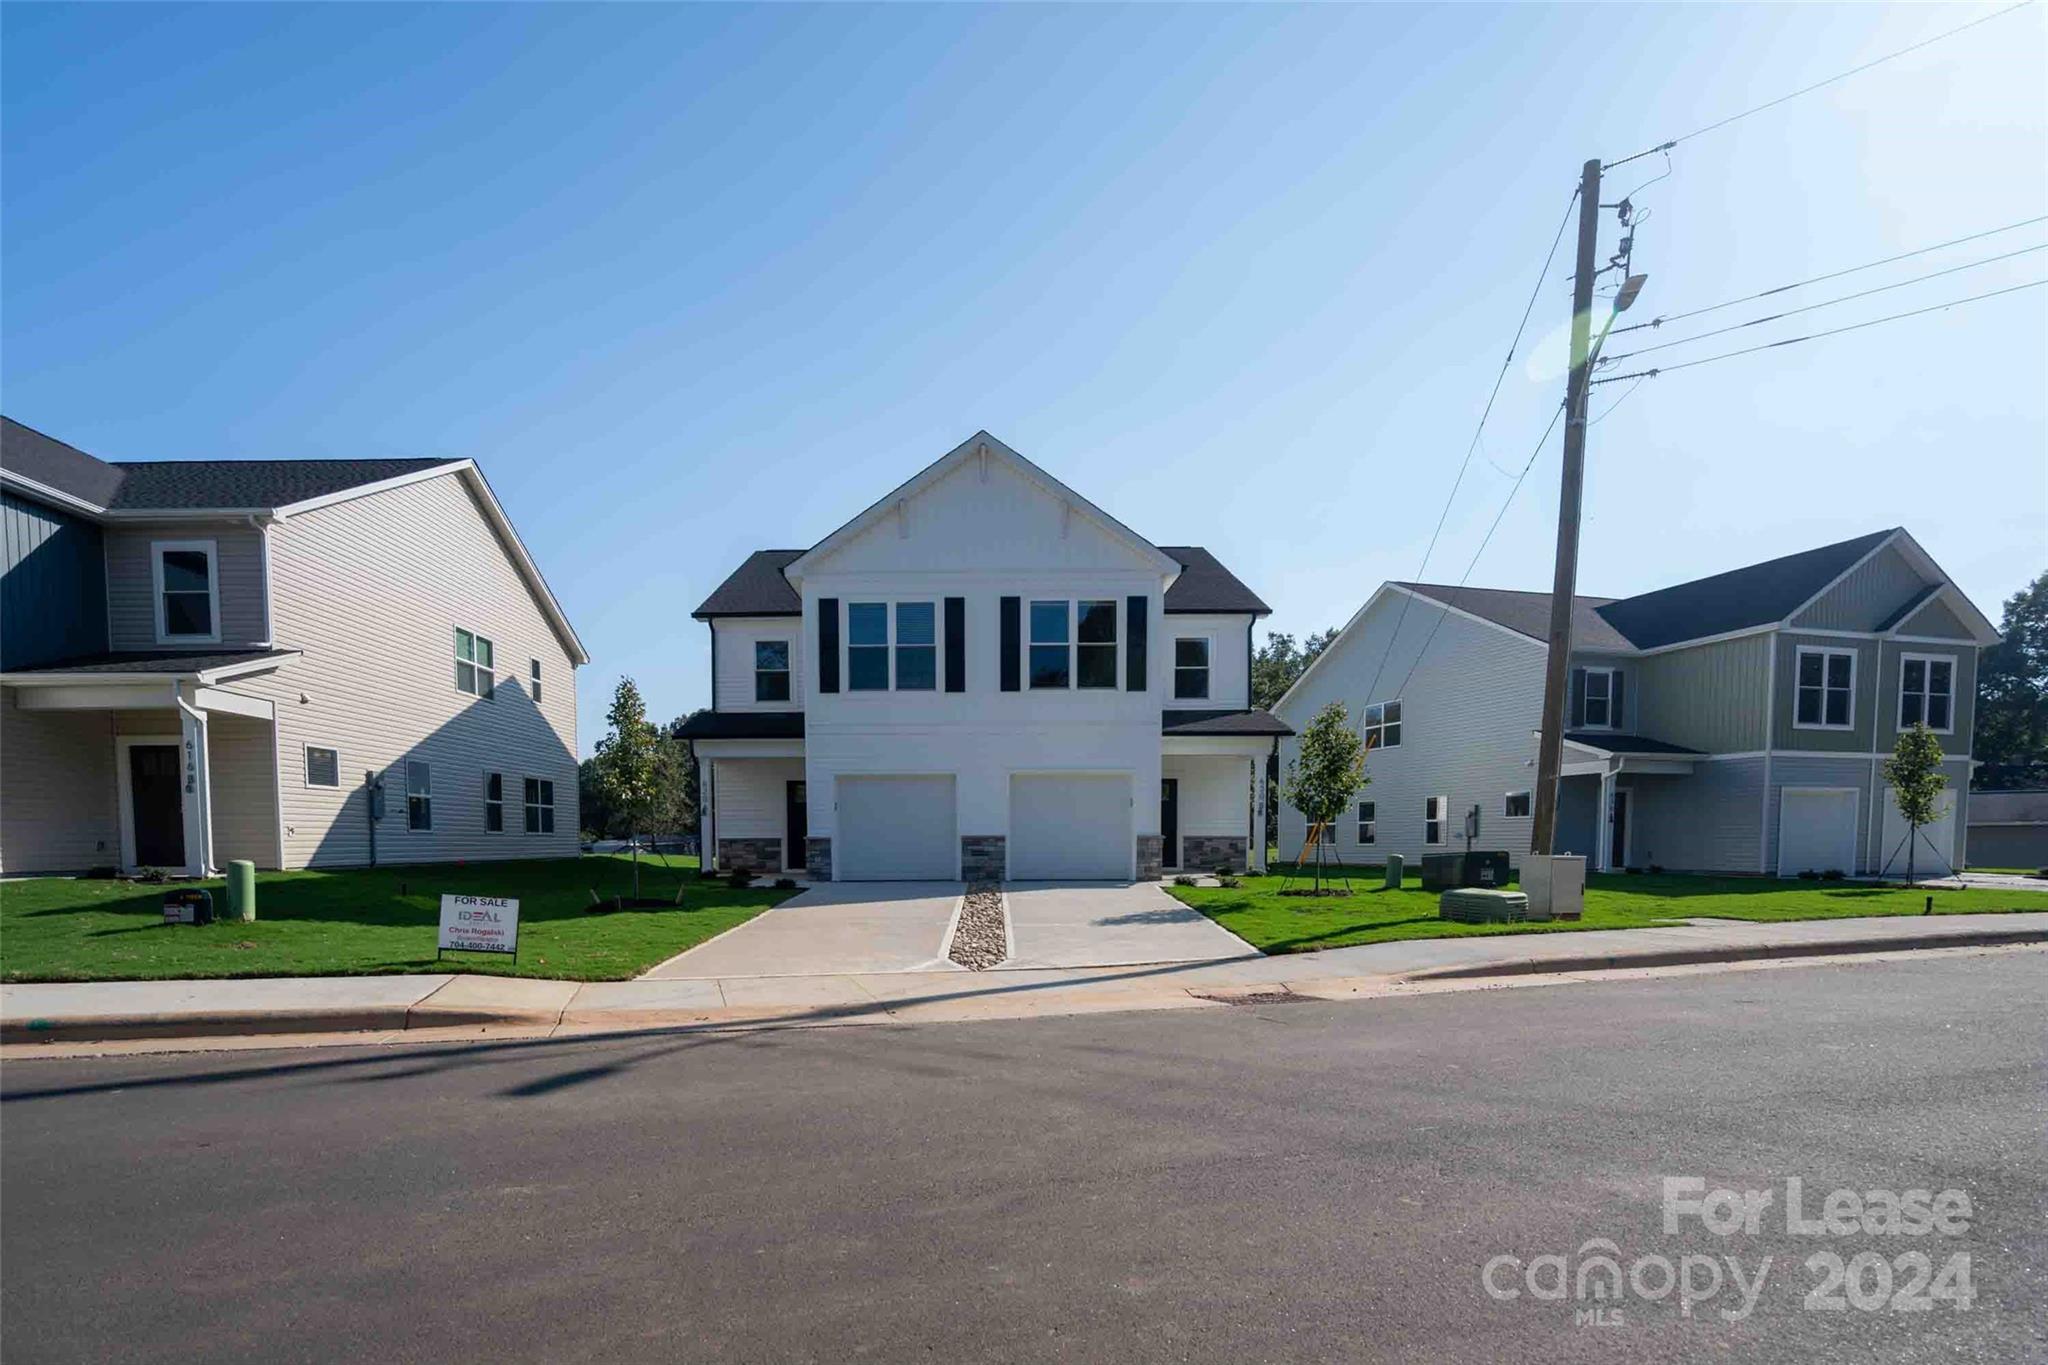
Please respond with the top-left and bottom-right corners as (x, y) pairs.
(0, 650), (296, 875)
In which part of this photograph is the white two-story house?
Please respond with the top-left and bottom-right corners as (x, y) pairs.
(679, 432), (1286, 882)
(1274, 528), (1999, 879)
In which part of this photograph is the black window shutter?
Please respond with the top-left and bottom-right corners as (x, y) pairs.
(1126, 596), (1147, 691)
(818, 598), (840, 694)
(999, 597), (1020, 692)
(944, 597), (966, 692)
(1611, 669), (1625, 728)
(1568, 667), (1585, 728)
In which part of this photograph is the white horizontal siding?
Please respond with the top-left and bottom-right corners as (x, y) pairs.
(1165, 755), (1250, 836)
(713, 617), (804, 711)
(230, 472), (580, 867)
(207, 712), (281, 869)
(1276, 593), (1541, 865)
(713, 757), (802, 840)
(1163, 615), (1253, 708)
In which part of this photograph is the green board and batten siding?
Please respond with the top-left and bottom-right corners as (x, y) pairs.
(1790, 542), (1926, 632)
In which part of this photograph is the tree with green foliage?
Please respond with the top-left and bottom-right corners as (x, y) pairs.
(1882, 722), (1949, 885)
(1251, 628), (1339, 850)
(1976, 569), (2047, 789)
(1282, 700), (1367, 892)
(593, 677), (662, 898)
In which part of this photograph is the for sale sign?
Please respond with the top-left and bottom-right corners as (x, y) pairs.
(438, 894), (519, 955)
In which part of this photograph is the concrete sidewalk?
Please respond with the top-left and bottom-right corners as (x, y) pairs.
(5, 913), (2045, 1048)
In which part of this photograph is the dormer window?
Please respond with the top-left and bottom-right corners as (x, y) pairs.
(153, 540), (219, 644)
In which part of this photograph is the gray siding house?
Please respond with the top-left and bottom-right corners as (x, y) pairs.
(1275, 529), (1999, 879)
(0, 417), (586, 875)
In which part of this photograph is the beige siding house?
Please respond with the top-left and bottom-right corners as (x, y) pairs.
(0, 417), (586, 875)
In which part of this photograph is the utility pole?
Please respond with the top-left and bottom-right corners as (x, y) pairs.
(1527, 158), (1605, 876)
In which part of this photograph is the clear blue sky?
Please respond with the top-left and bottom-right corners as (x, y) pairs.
(6, 3), (2043, 754)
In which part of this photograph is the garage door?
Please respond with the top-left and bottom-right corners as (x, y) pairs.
(1878, 787), (1957, 878)
(1009, 774), (1131, 880)
(836, 776), (957, 880)
(1777, 788), (1859, 878)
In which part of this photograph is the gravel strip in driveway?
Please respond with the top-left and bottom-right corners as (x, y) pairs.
(947, 884), (1008, 970)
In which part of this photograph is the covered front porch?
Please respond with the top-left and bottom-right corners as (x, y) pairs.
(1557, 731), (1707, 873)
(0, 651), (295, 876)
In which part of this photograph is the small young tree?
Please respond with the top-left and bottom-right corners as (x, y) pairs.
(593, 677), (662, 899)
(1282, 700), (1367, 892)
(1882, 722), (1948, 885)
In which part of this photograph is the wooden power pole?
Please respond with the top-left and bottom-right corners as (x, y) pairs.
(1527, 158), (1605, 862)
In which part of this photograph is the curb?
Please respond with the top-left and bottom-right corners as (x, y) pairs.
(6, 929), (2042, 1047)
(1401, 925), (2048, 982)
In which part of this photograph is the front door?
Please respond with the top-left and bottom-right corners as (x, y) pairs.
(785, 780), (808, 873)
(129, 744), (185, 868)
(1609, 789), (1630, 871)
(1161, 779), (1180, 870)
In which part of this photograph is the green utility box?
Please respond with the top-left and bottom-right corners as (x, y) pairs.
(1383, 854), (1404, 890)
(225, 860), (257, 922)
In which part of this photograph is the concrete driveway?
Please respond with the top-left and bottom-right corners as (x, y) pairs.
(643, 880), (1252, 979)
(644, 883), (964, 979)
(1000, 881), (1251, 970)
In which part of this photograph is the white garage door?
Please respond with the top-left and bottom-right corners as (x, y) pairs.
(1777, 788), (1859, 878)
(1009, 774), (1131, 880)
(836, 776), (957, 881)
(1878, 787), (1957, 878)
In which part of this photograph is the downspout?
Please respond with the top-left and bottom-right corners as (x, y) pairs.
(248, 514), (275, 647)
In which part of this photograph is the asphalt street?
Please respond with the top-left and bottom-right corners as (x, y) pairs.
(3, 952), (2043, 1364)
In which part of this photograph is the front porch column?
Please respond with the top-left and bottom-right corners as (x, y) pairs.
(177, 697), (216, 877)
(1250, 755), (1269, 873)
(1597, 768), (1617, 874)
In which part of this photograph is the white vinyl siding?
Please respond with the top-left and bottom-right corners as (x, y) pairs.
(226, 472), (579, 867)
(206, 712), (279, 868)
(712, 618), (805, 711)
(0, 706), (119, 873)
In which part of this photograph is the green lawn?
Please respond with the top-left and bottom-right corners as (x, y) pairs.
(1167, 865), (2048, 956)
(0, 854), (796, 983)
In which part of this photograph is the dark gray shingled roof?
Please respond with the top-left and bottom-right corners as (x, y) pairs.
(1156, 547), (1271, 615)
(1162, 708), (1292, 737)
(2, 416), (448, 512)
(692, 550), (805, 618)
(1400, 529), (1902, 653)
(1397, 583), (1633, 653)
(1, 648), (296, 677)
(0, 417), (127, 507)
(1592, 528), (1897, 650)
(673, 710), (806, 740)
(693, 545), (1268, 619)
(1564, 731), (1704, 756)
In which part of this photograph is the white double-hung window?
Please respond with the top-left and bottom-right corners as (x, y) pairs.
(847, 602), (936, 692)
(153, 540), (219, 644)
(1794, 647), (1855, 729)
(1029, 599), (1118, 690)
(1898, 654), (1955, 733)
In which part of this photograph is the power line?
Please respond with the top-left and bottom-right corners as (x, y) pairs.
(1589, 278), (2045, 385)
(1597, 242), (2046, 367)
(1614, 215), (2048, 334)
(1392, 404), (1567, 699)
(1358, 186), (1579, 710)
(1606, 0), (2039, 170)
